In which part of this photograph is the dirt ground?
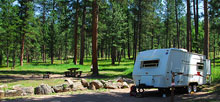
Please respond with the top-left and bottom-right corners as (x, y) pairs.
(1, 87), (219, 102)
(0, 74), (219, 102)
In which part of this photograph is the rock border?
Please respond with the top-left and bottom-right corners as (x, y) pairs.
(0, 78), (131, 98)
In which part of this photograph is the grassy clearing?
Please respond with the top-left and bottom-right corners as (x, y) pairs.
(0, 57), (219, 88)
(0, 58), (134, 78)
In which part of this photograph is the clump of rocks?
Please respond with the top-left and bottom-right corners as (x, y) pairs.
(0, 77), (131, 98)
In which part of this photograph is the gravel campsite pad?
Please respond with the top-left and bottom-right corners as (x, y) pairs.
(1, 85), (219, 102)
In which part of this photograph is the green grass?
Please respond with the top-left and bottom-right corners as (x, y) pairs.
(0, 58), (134, 79)
(0, 57), (219, 89)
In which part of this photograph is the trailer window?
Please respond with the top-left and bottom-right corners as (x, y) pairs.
(141, 60), (159, 68)
(197, 62), (204, 70)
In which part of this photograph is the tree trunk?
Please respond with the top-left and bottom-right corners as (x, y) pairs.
(111, 45), (116, 65)
(0, 50), (2, 66)
(42, 1), (46, 63)
(204, 0), (209, 59)
(80, 1), (86, 65)
(50, 0), (55, 64)
(74, 0), (79, 65)
(195, 0), (199, 52)
(213, 33), (216, 67)
(127, 9), (130, 59)
(6, 39), (9, 67)
(151, 28), (154, 49)
(175, 0), (180, 48)
(20, 33), (25, 66)
(92, 0), (99, 76)
(133, 20), (137, 61)
(26, 50), (30, 63)
(187, 0), (192, 52)
(138, 0), (142, 52)
(12, 50), (16, 68)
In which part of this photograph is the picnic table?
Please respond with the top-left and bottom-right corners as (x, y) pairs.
(65, 68), (82, 77)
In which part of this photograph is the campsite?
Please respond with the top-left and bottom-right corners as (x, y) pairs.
(0, 0), (220, 102)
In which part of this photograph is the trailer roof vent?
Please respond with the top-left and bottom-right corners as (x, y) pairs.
(141, 60), (159, 68)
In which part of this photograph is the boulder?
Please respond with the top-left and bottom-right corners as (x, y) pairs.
(62, 84), (71, 92)
(0, 84), (8, 89)
(65, 79), (74, 85)
(52, 85), (64, 93)
(21, 87), (34, 96)
(121, 82), (129, 88)
(90, 80), (103, 89)
(12, 84), (23, 90)
(71, 81), (85, 91)
(116, 77), (124, 82)
(89, 83), (96, 90)
(0, 90), (4, 98)
(104, 82), (118, 89)
(5, 90), (23, 97)
(34, 84), (54, 95)
(81, 79), (89, 88)
(123, 78), (134, 84)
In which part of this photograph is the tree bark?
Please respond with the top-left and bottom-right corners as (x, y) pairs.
(151, 28), (154, 49)
(92, 0), (99, 76)
(204, 0), (209, 59)
(133, 20), (137, 61)
(138, 0), (142, 52)
(80, 1), (86, 65)
(20, 33), (25, 66)
(195, 0), (199, 52)
(175, 0), (180, 48)
(127, 8), (130, 59)
(0, 50), (2, 66)
(42, 0), (46, 63)
(50, 0), (55, 64)
(187, 0), (192, 52)
(74, 0), (79, 65)
(6, 39), (9, 67)
(213, 32), (216, 67)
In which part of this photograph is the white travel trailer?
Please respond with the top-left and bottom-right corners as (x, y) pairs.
(131, 48), (211, 96)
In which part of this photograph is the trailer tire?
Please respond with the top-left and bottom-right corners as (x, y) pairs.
(192, 84), (197, 92)
(187, 85), (192, 94)
(130, 86), (137, 96)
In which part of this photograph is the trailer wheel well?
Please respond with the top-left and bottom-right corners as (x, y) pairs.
(189, 82), (198, 86)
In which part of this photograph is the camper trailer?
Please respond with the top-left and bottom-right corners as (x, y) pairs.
(131, 48), (211, 96)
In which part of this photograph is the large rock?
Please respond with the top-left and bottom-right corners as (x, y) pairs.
(121, 82), (129, 88)
(21, 87), (34, 96)
(0, 90), (4, 98)
(62, 84), (71, 92)
(52, 85), (64, 93)
(116, 77), (124, 82)
(0, 84), (8, 89)
(103, 82), (118, 89)
(12, 84), (23, 90)
(81, 79), (89, 88)
(90, 80), (103, 89)
(34, 84), (54, 95)
(71, 81), (85, 91)
(65, 79), (74, 85)
(123, 78), (134, 84)
(5, 90), (23, 97)
(89, 83), (96, 90)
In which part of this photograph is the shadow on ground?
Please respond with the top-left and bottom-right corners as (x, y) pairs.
(2, 89), (219, 102)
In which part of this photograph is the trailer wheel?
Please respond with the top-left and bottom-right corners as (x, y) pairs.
(130, 85), (137, 96)
(192, 85), (197, 92)
(187, 85), (192, 94)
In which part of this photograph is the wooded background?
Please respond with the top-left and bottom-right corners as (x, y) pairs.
(0, 0), (219, 75)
